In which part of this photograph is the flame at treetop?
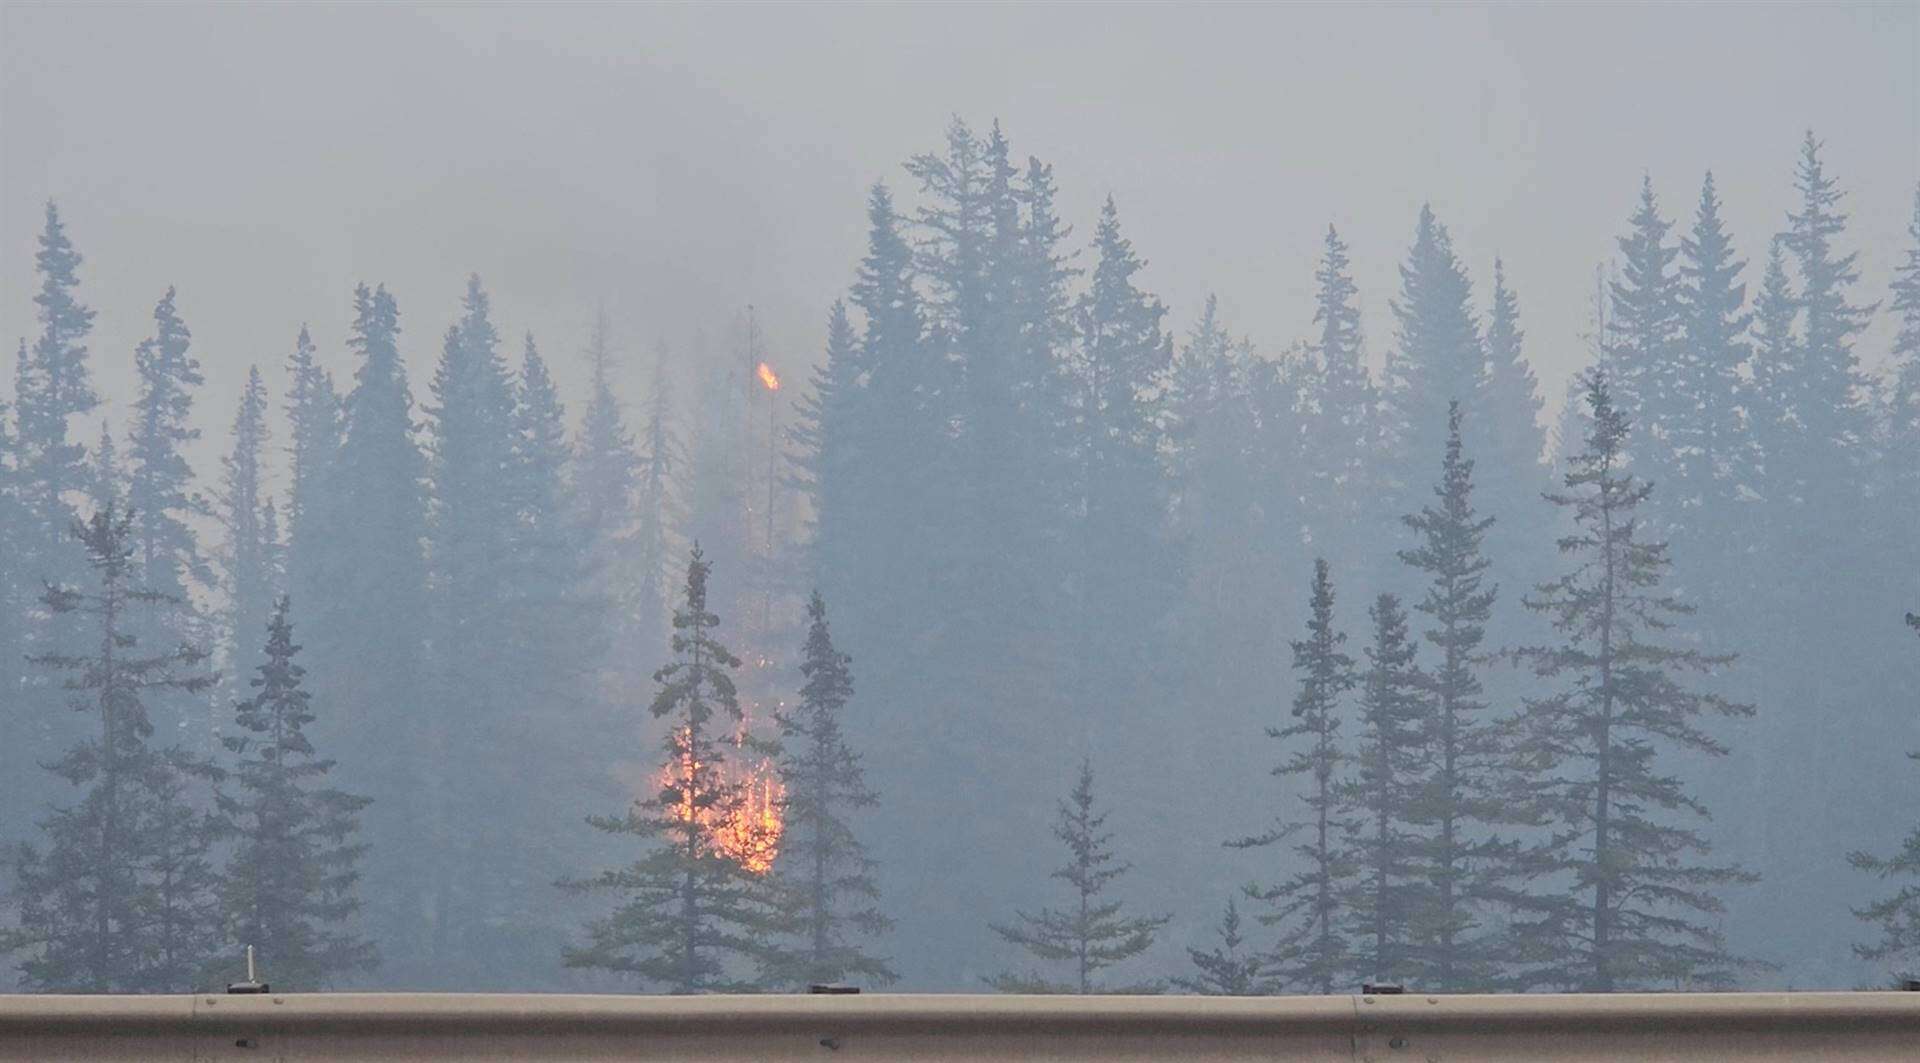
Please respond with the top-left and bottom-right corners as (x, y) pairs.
(656, 725), (785, 875)
(756, 361), (780, 391)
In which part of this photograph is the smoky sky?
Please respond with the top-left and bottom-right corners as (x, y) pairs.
(3, 1), (1916, 475)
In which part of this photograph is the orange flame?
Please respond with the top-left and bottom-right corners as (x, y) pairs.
(655, 726), (785, 874)
(756, 361), (780, 391)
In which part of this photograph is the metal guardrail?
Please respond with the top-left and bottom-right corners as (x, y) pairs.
(2, 991), (1917, 1061)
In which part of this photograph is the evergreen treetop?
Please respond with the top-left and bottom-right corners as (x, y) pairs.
(986, 758), (1168, 994)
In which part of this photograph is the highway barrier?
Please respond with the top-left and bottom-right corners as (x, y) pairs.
(3, 989), (1918, 1061)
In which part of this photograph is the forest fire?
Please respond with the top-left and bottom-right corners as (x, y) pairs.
(756, 361), (780, 391)
(656, 727), (786, 875)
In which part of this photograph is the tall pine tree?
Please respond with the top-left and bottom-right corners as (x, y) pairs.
(1344, 592), (1426, 986)
(762, 591), (894, 988)
(1510, 372), (1756, 991)
(220, 596), (376, 989)
(216, 366), (279, 701)
(1398, 402), (1514, 990)
(2, 505), (224, 992)
(1231, 560), (1357, 994)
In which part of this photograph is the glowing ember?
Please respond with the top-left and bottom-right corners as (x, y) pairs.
(756, 361), (780, 391)
(655, 726), (786, 874)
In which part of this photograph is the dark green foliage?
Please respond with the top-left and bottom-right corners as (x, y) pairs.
(220, 597), (375, 989)
(2, 505), (224, 992)
(986, 759), (1167, 994)
(1173, 897), (1274, 996)
(1397, 403), (1514, 989)
(563, 548), (779, 993)
(1510, 372), (1757, 991)
(763, 591), (894, 989)
(1232, 560), (1357, 994)
(1344, 593), (1426, 986)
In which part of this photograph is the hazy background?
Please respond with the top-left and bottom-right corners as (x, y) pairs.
(5, 1), (1915, 458)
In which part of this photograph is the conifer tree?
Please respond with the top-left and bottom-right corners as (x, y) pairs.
(1603, 177), (1686, 495)
(1477, 260), (1555, 592)
(87, 419), (122, 523)
(562, 547), (778, 992)
(1398, 402), (1513, 989)
(1172, 898), (1274, 996)
(126, 287), (213, 612)
(986, 758), (1168, 994)
(511, 331), (598, 704)
(1379, 206), (1488, 522)
(633, 341), (684, 656)
(220, 596), (376, 989)
(1672, 173), (1755, 530)
(1070, 196), (1176, 716)
(1344, 592), (1426, 985)
(281, 324), (341, 625)
(763, 591), (894, 988)
(1755, 134), (1877, 526)
(1883, 188), (1920, 578)
(305, 282), (429, 979)
(1, 505), (224, 992)
(571, 311), (644, 663)
(1509, 371), (1757, 991)
(1232, 560), (1357, 994)
(12, 202), (99, 600)
(1299, 225), (1380, 570)
(216, 366), (279, 697)
(1846, 613), (1920, 981)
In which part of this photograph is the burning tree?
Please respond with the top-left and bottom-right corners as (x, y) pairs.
(761, 591), (895, 989)
(561, 546), (785, 992)
(985, 758), (1168, 994)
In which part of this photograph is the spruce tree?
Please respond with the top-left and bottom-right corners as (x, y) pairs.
(1380, 205), (1483, 512)
(12, 202), (99, 602)
(1231, 560), (1357, 994)
(1344, 592), (1426, 986)
(1846, 611), (1920, 981)
(633, 340), (684, 657)
(281, 323), (341, 631)
(1070, 196), (1176, 719)
(1, 505), (224, 992)
(1673, 172), (1755, 528)
(985, 758), (1168, 994)
(1509, 371), (1757, 991)
(1477, 260), (1555, 594)
(762, 591), (894, 988)
(1397, 402), (1513, 989)
(216, 366), (279, 699)
(220, 596), (375, 989)
(1172, 898), (1274, 996)
(1299, 225), (1381, 576)
(571, 311), (644, 666)
(1603, 176), (1686, 499)
(126, 287), (213, 611)
(1756, 134), (1877, 526)
(562, 547), (778, 992)
(305, 282), (429, 980)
